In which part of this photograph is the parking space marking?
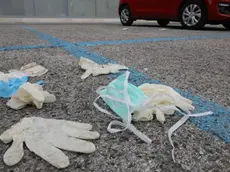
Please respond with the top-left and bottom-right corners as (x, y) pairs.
(23, 25), (230, 143)
(0, 44), (54, 51)
(1, 31), (230, 52)
(77, 33), (230, 47)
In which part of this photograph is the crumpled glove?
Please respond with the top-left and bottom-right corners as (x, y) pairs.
(133, 83), (195, 123)
(0, 117), (100, 168)
(79, 57), (128, 79)
(6, 82), (56, 110)
(9, 62), (48, 77)
(0, 71), (28, 98)
(0, 71), (27, 83)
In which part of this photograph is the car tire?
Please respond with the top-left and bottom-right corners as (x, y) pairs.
(179, 0), (207, 29)
(223, 23), (230, 30)
(119, 5), (134, 26)
(157, 20), (170, 27)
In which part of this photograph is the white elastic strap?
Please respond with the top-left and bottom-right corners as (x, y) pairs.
(100, 71), (132, 132)
(93, 91), (134, 126)
(122, 71), (132, 131)
(93, 96), (120, 119)
(123, 72), (131, 104)
(185, 111), (213, 117)
(168, 115), (189, 162)
(96, 86), (123, 95)
(107, 120), (152, 144)
(168, 111), (213, 162)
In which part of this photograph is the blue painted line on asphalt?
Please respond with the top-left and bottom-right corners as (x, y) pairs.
(24, 26), (117, 65)
(0, 44), (54, 51)
(77, 33), (230, 47)
(24, 26), (230, 143)
(1, 32), (230, 52)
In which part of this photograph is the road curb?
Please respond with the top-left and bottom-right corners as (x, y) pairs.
(0, 18), (121, 24)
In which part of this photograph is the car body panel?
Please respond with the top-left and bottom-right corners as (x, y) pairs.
(119, 0), (230, 23)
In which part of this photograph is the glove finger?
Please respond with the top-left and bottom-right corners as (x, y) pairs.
(175, 100), (195, 112)
(81, 69), (92, 79)
(25, 134), (69, 169)
(44, 118), (93, 131)
(6, 98), (27, 110)
(3, 134), (24, 166)
(42, 91), (56, 103)
(62, 125), (100, 140)
(62, 120), (93, 131)
(0, 118), (31, 144)
(178, 96), (193, 104)
(156, 109), (165, 124)
(132, 109), (154, 122)
(48, 133), (96, 154)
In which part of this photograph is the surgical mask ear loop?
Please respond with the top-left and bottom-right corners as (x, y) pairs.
(95, 94), (152, 144)
(108, 71), (152, 143)
(94, 85), (136, 120)
(143, 94), (213, 162)
(122, 71), (132, 131)
(168, 111), (213, 162)
(94, 71), (133, 131)
(107, 120), (152, 144)
(132, 91), (213, 161)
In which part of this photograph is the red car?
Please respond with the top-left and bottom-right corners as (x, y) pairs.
(119, 0), (230, 30)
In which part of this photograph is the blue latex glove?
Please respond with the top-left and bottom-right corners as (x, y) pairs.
(0, 76), (28, 98)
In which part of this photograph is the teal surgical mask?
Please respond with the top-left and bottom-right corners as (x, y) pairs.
(93, 71), (152, 144)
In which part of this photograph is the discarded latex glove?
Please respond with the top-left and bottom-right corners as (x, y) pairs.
(0, 74), (28, 98)
(94, 71), (152, 144)
(133, 83), (195, 123)
(79, 57), (128, 79)
(0, 117), (100, 168)
(10, 62), (48, 77)
(0, 71), (27, 83)
(6, 82), (56, 110)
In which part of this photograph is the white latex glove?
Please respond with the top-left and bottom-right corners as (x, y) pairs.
(0, 71), (27, 82)
(79, 57), (128, 79)
(139, 83), (194, 110)
(133, 106), (167, 124)
(0, 117), (100, 169)
(0, 72), (10, 82)
(6, 82), (56, 110)
(133, 83), (195, 123)
(19, 62), (48, 77)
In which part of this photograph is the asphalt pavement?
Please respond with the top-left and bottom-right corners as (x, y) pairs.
(0, 22), (229, 172)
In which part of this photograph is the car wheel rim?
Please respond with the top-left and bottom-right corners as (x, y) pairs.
(182, 4), (201, 26)
(120, 9), (129, 23)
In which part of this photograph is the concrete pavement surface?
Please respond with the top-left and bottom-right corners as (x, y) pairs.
(0, 22), (229, 172)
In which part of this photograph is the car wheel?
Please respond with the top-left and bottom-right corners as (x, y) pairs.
(157, 20), (170, 27)
(179, 0), (207, 29)
(119, 5), (134, 26)
(223, 23), (230, 30)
